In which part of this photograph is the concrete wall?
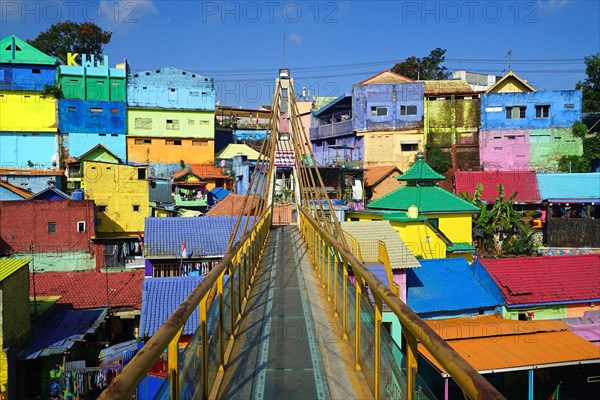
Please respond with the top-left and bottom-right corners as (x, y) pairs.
(369, 174), (402, 202)
(127, 109), (214, 138)
(64, 132), (127, 161)
(59, 65), (126, 101)
(0, 64), (56, 91)
(0, 174), (63, 194)
(481, 90), (582, 130)
(480, 130), (530, 171)
(127, 136), (215, 164)
(0, 91), (56, 131)
(127, 67), (214, 110)
(83, 162), (148, 234)
(503, 305), (566, 320)
(425, 97), (480, 147)
(0, 133), (58, 168)
(353, 82), (424, 132)
(0, 187), (26, 200)
(566, 303), (599, 318)
(0, 200), (95, 253)
(361, 130), (421, 170)
(58, 99), (126, 134)
(529, 128), (583, 171)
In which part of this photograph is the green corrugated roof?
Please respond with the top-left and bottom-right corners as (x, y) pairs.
(0, 35), (58, 65)
(0, 258), (32, 281)
(396, 159), (445, 181)
(367, 186), (479, 213)
(341, 221), (420, 269)
(446, 242), (476, 252)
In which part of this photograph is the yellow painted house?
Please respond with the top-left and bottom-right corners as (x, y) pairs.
(0, 258), (32, 400)
(82, 161), (149, 236)
(347, 152), (478, 260)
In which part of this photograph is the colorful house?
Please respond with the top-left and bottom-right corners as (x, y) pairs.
(143, 216), (254, 277)
(0, 199), (96, 271)
(170, 165), (230, 210)
(474, 254), (600, 320)
(58, 54), (126, 101)
(350, 153), (478, 259)
(65, 144), (121, 192)
(480, 71), (583, 171)
(423, 80), (480, 170)
(0, 258), (32, 400)
(0, 180), (33, 200)
(407, 258), (502, 320)
(0, 35), (59, 169)
(0, 168), (65, 195)
(363, 165), (402, 202)
(126, 67), (215, 164)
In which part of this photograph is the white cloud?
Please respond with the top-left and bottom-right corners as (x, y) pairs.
(536, 0), (570, 10)
(288, 33), (302, 44)
(99, 0), (158, 26)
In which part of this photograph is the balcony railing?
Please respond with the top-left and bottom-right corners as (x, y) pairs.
(174, 194), (208, 207)
(310, 119), (354, 140)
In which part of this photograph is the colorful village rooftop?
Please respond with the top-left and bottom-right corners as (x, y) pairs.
(455, 170), (541, 204)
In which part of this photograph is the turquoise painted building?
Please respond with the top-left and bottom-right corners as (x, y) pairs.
(0, 133), (58, 169)
(58, 57), (127, 102)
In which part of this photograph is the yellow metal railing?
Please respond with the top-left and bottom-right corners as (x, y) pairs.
(299, 208), (506, 400)
(98, 209), (271, 400)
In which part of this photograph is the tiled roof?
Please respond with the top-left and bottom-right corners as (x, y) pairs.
(423, 79), (474, 95)
(455, 171), (541, 204)
(407, 258), (502, 315)
(341, 221), (420, 269)
(190, 164), (229, 179)
(139, 276), (205, 337)
(216, 144), (261, 161)
(419, 317), (600, 374)
(357, 70), (415, 85)
(397, 159), (445, 181)
(364, 166), (402, 187)
(205, 194), (260, 217)
(0, 180), (33, 199)
(0, 258), (32, 281)
(29, 270), (144, 309)
(537, 173), (600, 201)
(367, 185), (479, 213)
(478, 255), (600, 306)
(23, 307), (107, 360)
(144, 216), (255, 258)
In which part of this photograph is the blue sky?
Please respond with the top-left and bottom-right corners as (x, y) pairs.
(3, 0), (599, 107)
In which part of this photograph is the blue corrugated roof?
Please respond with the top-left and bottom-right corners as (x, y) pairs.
(208, 187), (230, 205)
(139, 276), (206, 337)
(407, 258), (502, 316)
(23, 307), (107, 360)
(144, 216), (254, 258)
(537, 173), (600, 201)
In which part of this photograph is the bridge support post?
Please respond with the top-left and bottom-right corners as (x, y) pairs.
(405, 330), (418, 400)
(326, 245), (332, 300)
(355, 281), (362, 371)
(167, 326), (183, 400)
(229, 263), (235, 340)
(374, 294), (382, 400)
(218, 269), (225, 372)
(200, 296), (209, 399)
(342, 261), (348, 340)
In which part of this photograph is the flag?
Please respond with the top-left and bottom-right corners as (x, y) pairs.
(181, 240), (187, 258)
(547, 383), (560, 400)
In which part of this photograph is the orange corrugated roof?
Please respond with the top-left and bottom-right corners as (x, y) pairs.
(205, 194), (260, 217)
(0, 180), (33, 198)
(189, 164), (229, 179)
(0, 168), (65, 176)
(364, 166), (402, 187)
(419, 316), (600, 374)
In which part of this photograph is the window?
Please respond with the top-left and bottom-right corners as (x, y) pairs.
(507, 135), (516, 140)
(110, 108), (118, 114)
(134, 138), (152, 145)
(428, 218), (439, 228)
(166, 119), (179, 130)
(485, 106), (502, 113)
(564, 103), (575, 109)
(192, 139), (202, 146)
(48, 222), (56, 233)
(68, 106), (76, 112)
(77, 221), (86, 232)
(370, 106), (388, 116)
(90, 107), (103, 113)
(32, 68), (41, 74)
(188, 119), (195, 125)
(112, 81), (120, 86)
(190, 91), (199, 96)
(400, 105), (418, 115)
(166, 139), (182, 146)
(132, 205), (140, 212)
(96, 81), (105, 85)
(506, 106), (526, 119)
(98, 205), (107, 212)
(138, 168), (146, 180)
(134, 117), (153, 129)
(535, 105), (550, 118)
(401, 143), (418, 152)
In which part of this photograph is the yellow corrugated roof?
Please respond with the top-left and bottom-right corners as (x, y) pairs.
(419, 316), (600, 374)
(341, 221), (420, 269)
(0, 258), (32, 281)
(216, 144), (261, 161)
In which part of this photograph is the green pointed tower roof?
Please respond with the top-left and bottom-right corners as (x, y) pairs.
(0, 35), (58, 65)
(396, 152), (445, 181)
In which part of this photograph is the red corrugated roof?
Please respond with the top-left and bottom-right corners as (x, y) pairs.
(364, 166), (401, 187)
(30, 270), (144, 309)
(205, 194), (260, 216)
(454, 171), (541, 203)
(480, 255), (600, 305)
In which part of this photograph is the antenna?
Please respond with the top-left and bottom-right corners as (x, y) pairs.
(506, 47), (513, 71)
(282, 33), (286, 68)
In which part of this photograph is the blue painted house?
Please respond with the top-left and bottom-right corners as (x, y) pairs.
(0, 35), (57, 91)
(58, 99), (127, 159)
(407, 258), (503, 320)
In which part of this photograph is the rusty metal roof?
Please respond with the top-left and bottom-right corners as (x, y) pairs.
(419, 316), (600, 375)
(422, 79), (474, 95)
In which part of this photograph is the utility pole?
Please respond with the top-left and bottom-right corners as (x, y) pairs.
(30, 243), (37, 317)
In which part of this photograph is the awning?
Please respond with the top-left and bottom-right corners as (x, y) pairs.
(419, 317), (600, 376)
(546, 199), (600, 204)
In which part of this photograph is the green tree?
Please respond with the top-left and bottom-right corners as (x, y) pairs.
(28, 21), (112, 62)
(557, 134), (600, 172)
(576, 53), (600, 112)
(391, 48), (451, 80)
(425, 146), (452, 174)
(461, 184), (535, 256)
